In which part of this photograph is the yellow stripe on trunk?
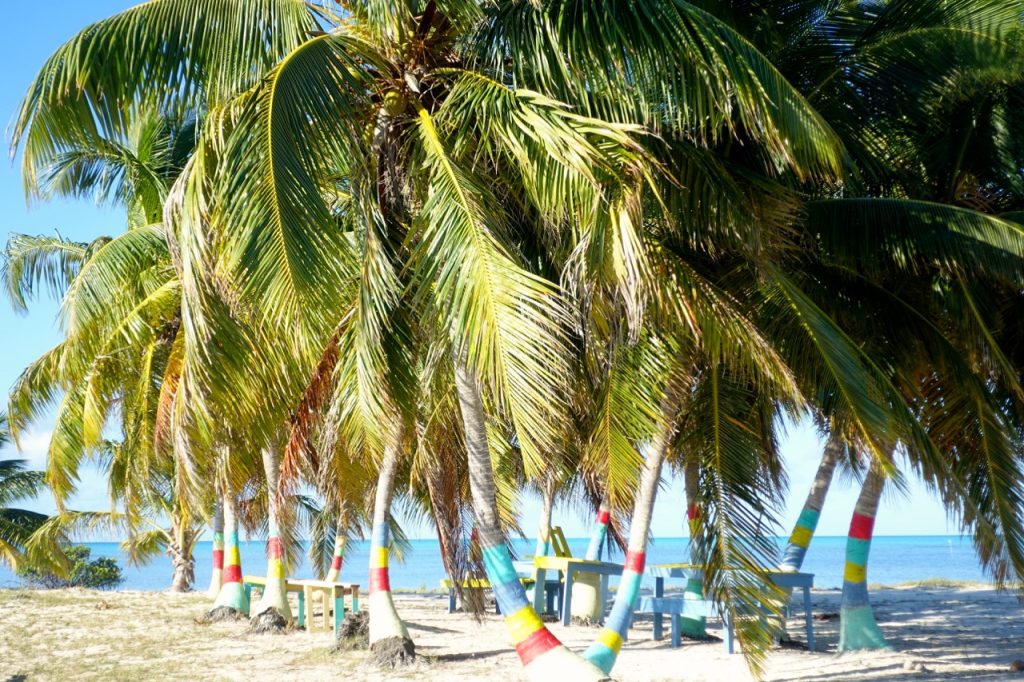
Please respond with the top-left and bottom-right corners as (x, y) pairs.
(844, 562), (867, 583)
(505, 605), (544, 644)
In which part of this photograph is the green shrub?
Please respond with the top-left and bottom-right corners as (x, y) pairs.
(17, 545), (123, 590)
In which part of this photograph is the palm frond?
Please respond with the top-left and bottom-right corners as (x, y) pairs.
(2, 234), (92, 313)
(411, 104), (573, 475)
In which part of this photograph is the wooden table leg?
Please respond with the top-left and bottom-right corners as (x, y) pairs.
(803, 586), (815, 652)
(334, 588), (344, 635)
(723, 610), (735, 654)
(321, 589), (329, 629)
(297, 590), (305, 628)
(351, 586), (360, 613)
(532, 568), (546, 613)
(599, 574), (609, 625)
(653, 576), (665, 640)
(303, 585), (314, 631)
(561, 568), (574, 627)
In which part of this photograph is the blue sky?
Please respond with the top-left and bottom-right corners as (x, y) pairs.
(0, 1), (957, 541)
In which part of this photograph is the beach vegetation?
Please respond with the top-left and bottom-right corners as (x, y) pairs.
(17, 544), (124, 590)
(0, 453), (48, 571)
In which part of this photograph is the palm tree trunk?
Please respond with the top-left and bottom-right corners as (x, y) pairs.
(454, 363), (606, 681)
(169, 518), (195, 592)
(583, 376), (685, 675)
(368, 429), (415, 664)
(211, 493), (249, 615)
(679, 457), (707, 637)
(206, 497), (224, 598)
(255, 447), (291, 619)
(779, 433), (842, 571)
(571, 498), (612, 622)
(838, 461), (890, 651)
(325, 528), (346, 582)
(584, 500), (610, 561)
(535, 480), (556, 557)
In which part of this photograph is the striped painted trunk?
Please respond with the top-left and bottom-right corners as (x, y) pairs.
(206, 498), (224, 599)
(571, 502), (612, 621)
(211, 493), (249, 614)
(779, 434), (842, 572)
(838, 463), (889, 652)
(325, 530), (345, 582)
(583, 409), (674, 674)
(584, 502), (611, 561)
(455, 364), (607, 680)
(368, 433), (415, 662)
(255, 448), (291, 620)
(680, 459), (706, 638)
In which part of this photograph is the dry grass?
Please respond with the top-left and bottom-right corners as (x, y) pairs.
(3, 586), (1024, 681)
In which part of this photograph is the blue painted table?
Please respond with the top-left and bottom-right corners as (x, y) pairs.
(646, 564), (816, 652)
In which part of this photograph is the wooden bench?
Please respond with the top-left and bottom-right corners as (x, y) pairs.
(243, 576), (360, 635)
(636, 597), (728, 650)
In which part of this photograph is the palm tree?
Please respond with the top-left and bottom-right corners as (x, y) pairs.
(205, 495), (224, 597)
(3, 112), (206, 590)
(683, 0), (1024, 652)
(779, 434), (843, 572)
(837, 459), (890, 651)
(0, 414), (48, 570)
(15, 1), (1024, 677)
(210, 487), (249, 616)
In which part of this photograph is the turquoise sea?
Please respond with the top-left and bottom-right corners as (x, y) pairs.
(0, 535), (989, 592)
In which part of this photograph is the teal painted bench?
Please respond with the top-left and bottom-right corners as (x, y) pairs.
(636, 597), (727, 650)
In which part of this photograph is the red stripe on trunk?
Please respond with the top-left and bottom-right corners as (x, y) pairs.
(223, 565), (242, 583)
(369, 567), (390, 593)
(212, 549), (224, 569)
(624, 551), (646, 573)
(597, 510), (610, 524)
(331, 555), (343, 570)
(267, 537), (284, 559)
(849, 512), (875, 541)
(515, 627), (561, 666)
(687, 504), (701, 520)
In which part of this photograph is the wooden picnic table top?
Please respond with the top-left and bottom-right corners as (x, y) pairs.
(530, 555), (624, 574)
(242, 575), (359, 592)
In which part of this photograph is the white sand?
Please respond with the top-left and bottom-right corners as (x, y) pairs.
(1, 586), (1023, 681)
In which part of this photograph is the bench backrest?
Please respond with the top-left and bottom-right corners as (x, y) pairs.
(550, 526), (572, 558)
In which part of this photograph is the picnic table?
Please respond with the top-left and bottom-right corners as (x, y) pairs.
(441, 575), (563, 615)
(644, 564), (816, 652)
(243, 575), (359, 635)
(516, 556), (624, 626)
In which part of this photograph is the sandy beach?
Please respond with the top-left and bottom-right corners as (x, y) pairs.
(2, 585), (1023, 681)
